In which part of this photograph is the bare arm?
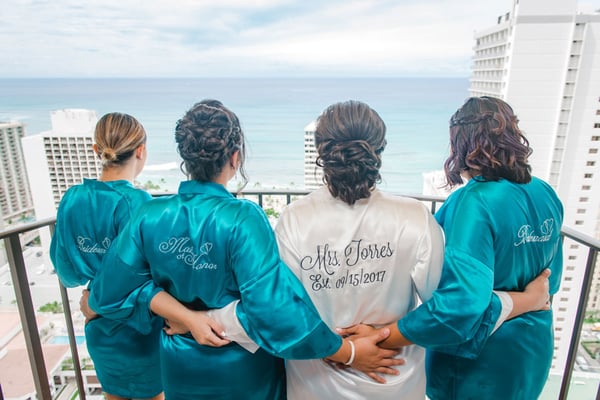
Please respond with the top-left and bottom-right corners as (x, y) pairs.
(149, 291), (230, 347)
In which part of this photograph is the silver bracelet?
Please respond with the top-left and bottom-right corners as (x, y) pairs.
(344, 340), (356, 366)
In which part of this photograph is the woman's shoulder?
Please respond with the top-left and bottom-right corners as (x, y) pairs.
(120, 185), (152, 202)
(375, 190), (432, 213)
(228, 197), (267, 219)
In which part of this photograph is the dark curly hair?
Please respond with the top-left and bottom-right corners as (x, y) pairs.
(315, 100), (386, 205)
(444, 96), (532, 187)
(175, 99), (248, 186)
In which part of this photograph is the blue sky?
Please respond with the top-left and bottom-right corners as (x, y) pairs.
(2, 0), (598, 78)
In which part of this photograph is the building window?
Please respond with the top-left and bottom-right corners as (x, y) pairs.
(590, 148), (599, 154)
(592, 136), (600, 141)
(575, 221), (584, 225)
(582, 185), (591, 190)
(588, 161), (596, 166)
(595, 123), (600, 128)
(568, 255), (577, 260)
(580, 197), (589, 201)
(577, 208), (586, 214)
(584, 173), (593, 178)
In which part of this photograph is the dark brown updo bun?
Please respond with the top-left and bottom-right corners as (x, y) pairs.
(175, 99), (247, 186)
(315, 100), (386, 205)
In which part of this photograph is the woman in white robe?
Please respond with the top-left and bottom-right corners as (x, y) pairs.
(274, 100), (441, 399)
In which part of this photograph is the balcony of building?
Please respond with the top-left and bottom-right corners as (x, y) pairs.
(0, 190), (599, 400)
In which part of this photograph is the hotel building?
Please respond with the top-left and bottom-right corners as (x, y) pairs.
(304, 121), (323, 190)
(21, 109), (101, 226)
(468, 0), (600, 373)
(0, 121), (34, 229)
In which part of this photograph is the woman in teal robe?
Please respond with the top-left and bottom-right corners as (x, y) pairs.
(50, 113), (163, 400)
(89, 100), (401, 400)
(342, 96), (563, 400)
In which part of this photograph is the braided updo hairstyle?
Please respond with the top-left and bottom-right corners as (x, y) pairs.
(175, 99), (248, 186)
(315, 100), (386, 205)
(444, 96), (532, 187)
(94, 112), (146, 167)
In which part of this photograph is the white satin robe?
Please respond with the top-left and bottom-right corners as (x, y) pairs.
(275, 187), (444, 400)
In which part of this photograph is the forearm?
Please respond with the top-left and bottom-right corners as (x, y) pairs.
(507, 291), (540, 319)
(380, 322), (413, 349)
(150, 290), (192, 323)
(506, 268), (552, 320)
(326, 339), (352, 364)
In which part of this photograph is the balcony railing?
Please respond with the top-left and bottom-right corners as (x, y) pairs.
(0, 190), (598, 400)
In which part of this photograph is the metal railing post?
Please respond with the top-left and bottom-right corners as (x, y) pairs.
(4, 233), (52, 400)
(558, 227), (600, 400)
(58, 284), (87, 399)
(49, 222), (87, 399)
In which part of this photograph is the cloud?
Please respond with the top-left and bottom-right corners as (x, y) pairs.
(0, 0), (535, 77)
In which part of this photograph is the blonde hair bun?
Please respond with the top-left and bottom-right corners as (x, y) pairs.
(100, 147), (118, 163)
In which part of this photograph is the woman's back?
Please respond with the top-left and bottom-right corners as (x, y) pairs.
(423, 176), (563, 399)
(51, 180), (163, 399)
(51, 179), (150, 285)
(106, 179), (341, 399)
(276, 186), (444, 400)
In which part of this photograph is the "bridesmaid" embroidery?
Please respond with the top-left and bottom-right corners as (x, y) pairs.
(158, 237), (218, 270)
(77, 236), (111, 254)
(514, 218), (555, 247)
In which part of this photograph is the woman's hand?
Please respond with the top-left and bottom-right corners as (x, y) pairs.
(79, 289), (98, 323)
(163, 310), (231, 347)
(150, 291), (231, 347)
(336, 323), (378, 340)
(523, 268), (552, 311)
(327, 327), (404, 383)
(351, 328), (405, 383)
(506, 268), (552, 320)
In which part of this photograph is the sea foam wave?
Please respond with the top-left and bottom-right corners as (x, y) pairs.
(143, 162), (178, 171)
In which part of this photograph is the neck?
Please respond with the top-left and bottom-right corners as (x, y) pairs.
(99, 161), (138, 183)
(213, 171), (230, 186)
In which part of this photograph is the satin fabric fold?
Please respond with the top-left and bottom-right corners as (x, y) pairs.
(50, 179), (163, 399)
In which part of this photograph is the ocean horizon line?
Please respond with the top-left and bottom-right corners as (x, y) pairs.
(0, 76), (470, 81)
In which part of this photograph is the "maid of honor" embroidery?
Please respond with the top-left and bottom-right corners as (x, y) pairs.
(159, 237), (218, 270)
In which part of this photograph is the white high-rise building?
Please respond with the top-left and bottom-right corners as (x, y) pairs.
(304, 121), (323, 190)
(21, 109), (101, 223)
(0, 121), (34, 229)
(469, 0), (600, 374)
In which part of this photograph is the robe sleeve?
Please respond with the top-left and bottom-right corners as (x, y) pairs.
(411, 209), (444, 303)
(50, 193), (90, 288)
(398, 191), (501, 358)
(89, 213), (164, 334)
(232, 202), (341, 359)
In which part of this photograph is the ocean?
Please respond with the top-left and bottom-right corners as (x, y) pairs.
(0, 78), (469, 194)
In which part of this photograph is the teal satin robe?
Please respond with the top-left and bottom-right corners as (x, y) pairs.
(90, 181), (342, 400)
(398, 176), (563, 400)
(50, 179), (163, 398)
